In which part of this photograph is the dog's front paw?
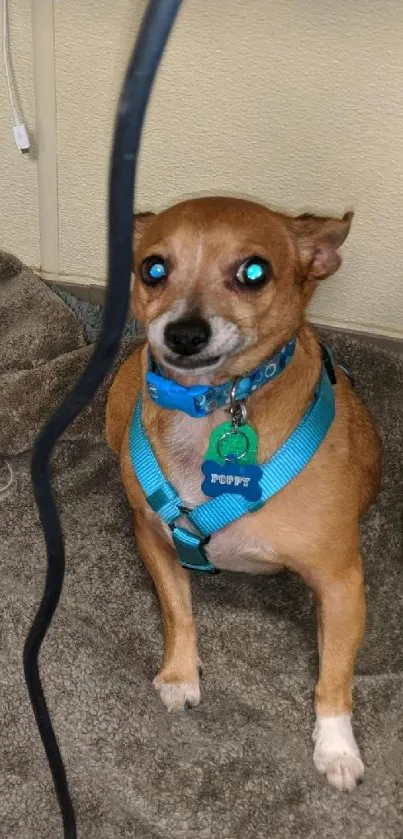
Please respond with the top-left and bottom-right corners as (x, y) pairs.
(153, 674), (201, 712)
(313, 714), (364, 792)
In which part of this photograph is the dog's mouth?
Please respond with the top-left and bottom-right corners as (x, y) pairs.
(162, 352), (223, 374)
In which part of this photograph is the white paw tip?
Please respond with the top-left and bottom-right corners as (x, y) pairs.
(313, 714), (364, 792)
(153, 676), (201, 712)
(314, 750), (364, 792)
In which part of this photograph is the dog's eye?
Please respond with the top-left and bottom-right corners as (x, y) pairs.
(140, 256), (168, 285)
(236, 257), (271, 288)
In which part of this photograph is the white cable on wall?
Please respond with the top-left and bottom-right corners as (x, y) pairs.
(31, 0), (60, 283)
(2, 0), (30, 152)
(3, 0), (18, 121)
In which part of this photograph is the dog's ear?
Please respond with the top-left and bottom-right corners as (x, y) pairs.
(132, 212), (155, 271)
(133, 212), (154, 241)
(290, 211), (353, 281)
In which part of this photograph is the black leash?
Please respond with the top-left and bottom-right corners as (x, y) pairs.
(23, 2), (182, 836)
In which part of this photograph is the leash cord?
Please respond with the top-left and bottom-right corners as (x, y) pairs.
(23, 2), (182, 837)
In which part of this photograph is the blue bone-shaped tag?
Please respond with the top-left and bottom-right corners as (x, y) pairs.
(201, 459), (262, 502)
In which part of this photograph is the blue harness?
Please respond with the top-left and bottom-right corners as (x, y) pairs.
(128, 342), (337, 574)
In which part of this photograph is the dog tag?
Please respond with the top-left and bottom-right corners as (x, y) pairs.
(201, 421), (262, 500)
(201, 460), (262, 501)
(204, 421), (258, 466)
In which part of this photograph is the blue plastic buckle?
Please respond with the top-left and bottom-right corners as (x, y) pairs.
(170, 525), (219, 574)
(146, 371), (209, 418)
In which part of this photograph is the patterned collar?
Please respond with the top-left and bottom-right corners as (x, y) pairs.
(146, 338), (296, 418)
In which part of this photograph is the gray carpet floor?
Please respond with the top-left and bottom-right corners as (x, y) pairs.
(1, 250), (402, 839)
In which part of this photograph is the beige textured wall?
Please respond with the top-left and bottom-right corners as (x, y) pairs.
(0, 0), (38, 267)
(2, 1), (403, 335)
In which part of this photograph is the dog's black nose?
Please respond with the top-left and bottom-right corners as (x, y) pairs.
(164, 317), (211, 356)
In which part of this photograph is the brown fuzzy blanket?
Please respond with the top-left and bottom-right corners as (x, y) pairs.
(1, 250), (402, 838)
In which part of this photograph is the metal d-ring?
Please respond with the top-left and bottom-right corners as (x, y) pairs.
(229, 378), (248, 427)
(216, 428), (250, 462)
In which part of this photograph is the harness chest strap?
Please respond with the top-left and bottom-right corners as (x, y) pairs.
(128, 361), (336, 574)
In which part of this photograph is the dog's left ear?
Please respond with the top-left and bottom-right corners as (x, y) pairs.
(290, 211), (353, 281)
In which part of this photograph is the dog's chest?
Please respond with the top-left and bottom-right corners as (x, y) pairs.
(164, 413), (277, 572)
(165, 412), (210, 508)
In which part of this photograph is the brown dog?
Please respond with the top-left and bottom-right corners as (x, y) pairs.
(106, 197), (381, 792)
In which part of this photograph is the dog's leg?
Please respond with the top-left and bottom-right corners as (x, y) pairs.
(134, 511), (201, 712)
(316, 600), (323, 663)
(312, 557), (366, 791)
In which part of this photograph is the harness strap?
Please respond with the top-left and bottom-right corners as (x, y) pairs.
(129, 361), (336, 574)
(171, 527), (216, 574)
(129, 399), (217, 572)
(130, 398), (182, 524)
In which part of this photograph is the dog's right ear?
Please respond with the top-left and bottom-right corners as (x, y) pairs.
(133, 212), (154, 240)
(132, 212), (155, 271)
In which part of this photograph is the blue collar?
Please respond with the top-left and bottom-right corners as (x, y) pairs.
(146, 337), (296, 417)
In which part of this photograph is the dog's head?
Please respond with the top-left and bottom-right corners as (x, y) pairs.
(132, 197), (352, 378)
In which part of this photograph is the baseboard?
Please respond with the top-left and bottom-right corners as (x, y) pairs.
(48, 279), (403, 353)
(313, 322), (403, 354)
(47, 277), (107, 305)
